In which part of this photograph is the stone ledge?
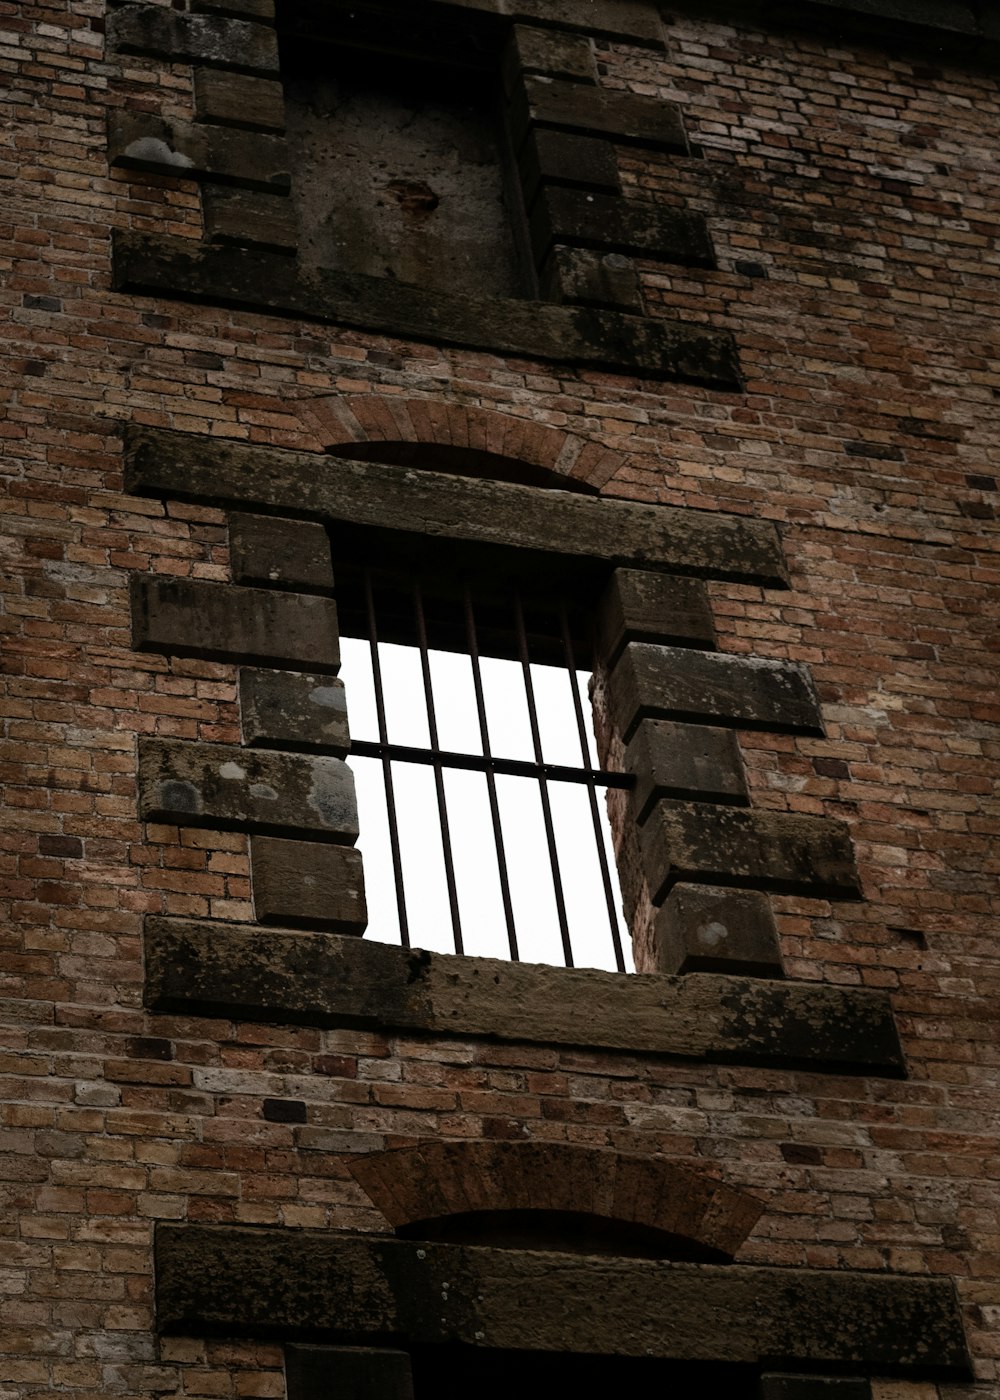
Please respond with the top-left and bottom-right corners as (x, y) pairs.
(153, 1226), (969, 1373)
(143, 917), (904, 1073)
(111, 233), (742, 388)
(123, 426), (789, 589)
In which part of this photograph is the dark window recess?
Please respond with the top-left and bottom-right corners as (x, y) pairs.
(279, 4), (529, 300)
(335, 560), (631, 973)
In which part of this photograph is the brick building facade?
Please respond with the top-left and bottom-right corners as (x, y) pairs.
(3, 0), (999, 1395)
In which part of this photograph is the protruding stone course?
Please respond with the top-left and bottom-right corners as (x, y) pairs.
(228, 512), (334, 593)
(285, 1347), (415, 1400)
(138, 739), (359, 842)
(639, 801), (862, 902)
(654, 883), (784, 977)
(250, 836), (367, 931)
(107, 6), (280, 72)
(239, 669), (350, 754)
(609, 642), (823, 741)
(131, 574), (340, 672)
(108, 113), (290, 190)
(143, 917), (905, 1073)
(625, 720), (749, 819)
(595, 569), (716, 666)
(153, 1225), (970, 1372)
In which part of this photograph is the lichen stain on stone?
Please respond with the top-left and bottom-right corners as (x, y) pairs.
(310, 685), (346, 712)
(122, 137), (195, 169)
(158, 779), (203, 814)
(249, 783), (278, 801)
(219, 761), (247, 781)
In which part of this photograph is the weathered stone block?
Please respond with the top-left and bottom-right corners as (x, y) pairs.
(531, 186), (715, 268)
(285, 1347), (414, 1400)
(138, 739), (358, 841)
(445, 0), (666, 47)
(144, 917), (905, 1073)
(511, 73), (686, 150)
(239, 669), (349, 754)
(653, 883), (784, 977)
(609, 642), (823, 741)
(130, 574), (340, 672)
(639, 800), (862, 902)
(124, 427), (787, 588)
(113, 233), (742, 388)
(190, 0), (275, 25)
(503, 24), (598, 89)
(202, 185), (297, 252)
(595, 569), (716, 665)
(626, 720), (749, 820)
(154, 1225), (970, 1372)
(519, 129), (620, 205)
(541, 246), (641, 313)
(106, 6), (279, 72)
(108, 113), (289, 190)
(193, 69), (285, 132)
(228, 512), (333, 592)
(250, 836), (366, 931)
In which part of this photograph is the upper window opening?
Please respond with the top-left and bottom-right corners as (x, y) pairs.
(278, 4), (528, 300)
(336, 560), (632, 974)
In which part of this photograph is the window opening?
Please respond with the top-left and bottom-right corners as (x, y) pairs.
(338, 564), (632, 972)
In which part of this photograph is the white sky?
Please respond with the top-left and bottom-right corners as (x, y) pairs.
(340, 637), (633, 973)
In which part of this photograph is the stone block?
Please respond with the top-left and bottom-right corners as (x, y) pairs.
(154, 1225), (969, 1370)
(639, 800), (862, 902)
(445, 0), (666, 47)
(113, 233), (742, 388)
(518, 129), (620, 205)
(131, 574), (340, 672)
(202, 185), (297, 252)
(108, 112), (289, 191)
(511, 74), (687, 151)
(250, 836), (366, 931)
(626, 720), (748, 820)
(531, 186), (715, 268)
(653, 883), (784, 977)
(239, 669), (349, 754)
(608, 642), (823, 742)
(190, 0), (275, 21)
(595, 569), (716, 665)
(285, 1347), (414, 1400)
(503, 24), (598, 89)
(106, 6), (279, 72)
(124, 426), (787, 589)
(138, 739), (359, 841)
(144, 918), (905, 1074)
(228, 512), (334, 592)
(541, 246), (642, 313)
(193, 70), (285, 131)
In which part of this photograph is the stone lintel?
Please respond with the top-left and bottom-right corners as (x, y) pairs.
(640, 800), (862, 902)
(138, 738), (359, 842)
(108, 112), (289, 191)
(143, 917), (904, 1073)
(654, 883), (784, 977)
(123, 426), (789, 589)
(251, 836), (367, 931)
(130, 574), (340, 672)
(107, 6), (279, 72)
(609, 642), (823, 741)
(153, 1225), (969, 1373)
(239, 669), (349, 754)
(626, 719), (749, 819)
(228, 512), (334, 593)
(111, 233), (742, 389)
(595, 569), (716, 666)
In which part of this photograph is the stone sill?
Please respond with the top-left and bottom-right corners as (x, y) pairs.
(144, 916), (906, 1076)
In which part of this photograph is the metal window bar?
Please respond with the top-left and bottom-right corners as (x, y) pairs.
(348, 571), (632, 968)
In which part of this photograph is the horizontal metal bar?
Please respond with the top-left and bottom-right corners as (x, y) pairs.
(349, 740), (634, 790)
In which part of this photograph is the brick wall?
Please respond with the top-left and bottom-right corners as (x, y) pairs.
(2, 1), (999, 1395)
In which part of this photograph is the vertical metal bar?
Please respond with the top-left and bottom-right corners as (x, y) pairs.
(512, 591), (574, 968)
(412, 580), (464, 955)
(463, 585), (519, 961)
(363, 567), (410, 948)
(558, 604), (626, 973)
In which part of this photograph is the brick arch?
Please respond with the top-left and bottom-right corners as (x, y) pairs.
(296, 393), (625, 492)
(347, 1142), (762, 1261)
